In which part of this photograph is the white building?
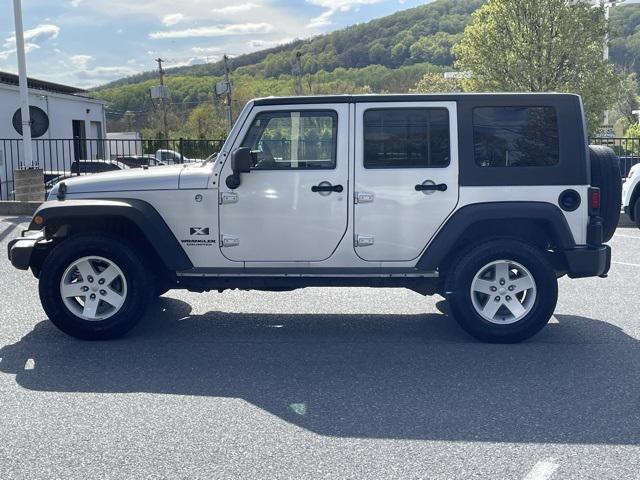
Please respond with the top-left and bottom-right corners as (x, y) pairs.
(0, 71), (106, 199)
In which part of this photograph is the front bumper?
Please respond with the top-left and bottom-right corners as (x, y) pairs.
(7, 231), (45, 270)
(562, 245), (611, 279)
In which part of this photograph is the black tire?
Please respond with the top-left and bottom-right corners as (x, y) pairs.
(445, 239), (558, 343)
(38, 234), (154, 340)
(589, 145), (622, 242)
(634, 197), (640, 229)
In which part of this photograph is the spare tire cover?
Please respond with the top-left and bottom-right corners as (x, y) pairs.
(589, 145), (621, 242)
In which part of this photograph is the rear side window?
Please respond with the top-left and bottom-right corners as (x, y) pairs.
(473, 107), (560, 167)
(363, 108), (450, 169)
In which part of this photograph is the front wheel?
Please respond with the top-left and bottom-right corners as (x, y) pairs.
(445, 240), (558, 343)
(39, 234), (154, 340)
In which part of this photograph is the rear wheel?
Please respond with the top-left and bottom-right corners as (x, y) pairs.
(634, 197), (640, 229)
(39, 234), (154, 340)
(445, 239), (558, 343)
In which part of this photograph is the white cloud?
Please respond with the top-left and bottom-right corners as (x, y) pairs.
(0, 24), (58, 60)
(211, 3), (261, 15)
(249, 38), (294, 48)
(162, 13), (185, 26)
(70, 54), (93, 69)
(4, 24), (60, 48)
(70, 65), (139, 86)
(191, 46), (222, 54)
(76, 66), (138, 78)
(306, 0), (382, 28)
(149, 22), (274, 39)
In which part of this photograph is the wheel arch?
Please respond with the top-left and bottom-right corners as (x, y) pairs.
(29, 199), (193, 273)
(416, 202), (576, 274)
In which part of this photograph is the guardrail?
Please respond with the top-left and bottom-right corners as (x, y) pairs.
(0, 138), (225, 200)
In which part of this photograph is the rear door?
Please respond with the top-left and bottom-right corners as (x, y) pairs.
(353, 102), (459, 262)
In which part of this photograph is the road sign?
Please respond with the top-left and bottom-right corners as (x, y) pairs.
(595, 126), (616, 139)
(443, 71), (471, 79)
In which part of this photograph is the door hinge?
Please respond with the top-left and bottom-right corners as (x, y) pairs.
(219, 191), (239, 205)
(355, 191), (375, 204)
(221, 235), (240, 248)
(355, 235), (375, 247)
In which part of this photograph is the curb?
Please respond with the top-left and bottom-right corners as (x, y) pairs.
(0, 201), (42, 216)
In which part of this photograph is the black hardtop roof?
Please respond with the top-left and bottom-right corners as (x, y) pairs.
(253, 93), (580, 106)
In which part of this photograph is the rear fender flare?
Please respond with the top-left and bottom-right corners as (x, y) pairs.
(416, 202), (576, 271)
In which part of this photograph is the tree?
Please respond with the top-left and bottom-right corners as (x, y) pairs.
(409, 32), (459, 66)
(611, 73), (640, 132)
(454, 0), (622, 133)
(183, 103), (227, 140)
(410, 73), (462, 93)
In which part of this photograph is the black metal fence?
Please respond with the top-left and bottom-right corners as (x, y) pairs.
(0, 138), (225, 200)
(1, 136), (638, 201)
(589, 137), (640, 178)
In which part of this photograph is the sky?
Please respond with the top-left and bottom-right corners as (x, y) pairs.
(0, 0), (429, 88)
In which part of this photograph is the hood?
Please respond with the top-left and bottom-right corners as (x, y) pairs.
(49, 164), (186, 197)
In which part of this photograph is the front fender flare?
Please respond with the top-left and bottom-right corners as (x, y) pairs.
(30, 199), (193, 271)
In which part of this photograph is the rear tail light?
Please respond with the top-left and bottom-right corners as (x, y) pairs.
(588, 187), (601, 216)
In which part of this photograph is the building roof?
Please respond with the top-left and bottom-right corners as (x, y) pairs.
(0, 70), (86, 96)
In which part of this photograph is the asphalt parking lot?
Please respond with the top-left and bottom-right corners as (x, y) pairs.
(0, 215), (638, 479)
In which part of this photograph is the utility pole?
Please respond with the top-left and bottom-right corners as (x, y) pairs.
(156, 58), (169, 139)
(294, 51), (304, 96)
(12, 0), (33, 167)
(223, 55), (233, 132)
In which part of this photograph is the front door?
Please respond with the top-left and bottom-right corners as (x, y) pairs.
(354, 102), (459, 262)
(219, 105), (349, 262)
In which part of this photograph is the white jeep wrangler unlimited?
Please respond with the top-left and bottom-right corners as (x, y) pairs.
(8, 94), (621, 343)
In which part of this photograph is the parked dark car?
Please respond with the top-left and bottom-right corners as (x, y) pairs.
(115, 155), (165, 168)
(70, 159), (130, 174)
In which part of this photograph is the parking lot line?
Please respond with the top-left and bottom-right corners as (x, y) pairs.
(613, 261), (640, 268)
(523, 459), (559, 480)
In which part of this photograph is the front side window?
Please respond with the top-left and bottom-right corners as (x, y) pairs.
(473, 107), (560, 167)
(363, 108), (451, 169)
(241, 110), (337, 170)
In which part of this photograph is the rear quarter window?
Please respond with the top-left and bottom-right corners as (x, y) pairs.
(473, 107), (559, 167)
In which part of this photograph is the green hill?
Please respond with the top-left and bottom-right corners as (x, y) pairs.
(95, 0), (640, 138)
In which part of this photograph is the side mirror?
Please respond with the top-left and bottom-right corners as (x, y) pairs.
(226, 147), (252, 189)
